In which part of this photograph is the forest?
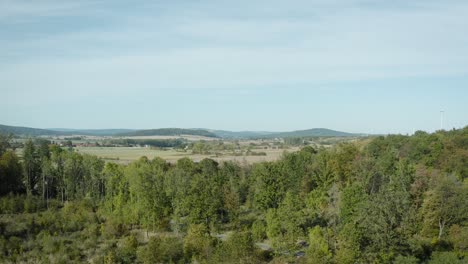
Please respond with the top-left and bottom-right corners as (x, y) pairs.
(0, 127), (467, 263)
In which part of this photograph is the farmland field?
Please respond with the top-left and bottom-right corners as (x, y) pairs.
(74, 146), (299, 164)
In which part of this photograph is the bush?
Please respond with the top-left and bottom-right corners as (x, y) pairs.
(23, 195), (45, 213)
(39, 232), (61, 254)
(137, 236), (184, 264)
(252, 219), (267, 241)
(81, 223), (100, 241)
(46, 198), (62, 211)
(183, 224), (215, 261)
(428, 251), (464, 264)
(118, 234), (139, 263)
(0, 194), (24, 214)
(101, 218), (128, 239)
(61, 201), (95, 232)
(215, 231), (255, 261)
(36, 210), (62, 234)
(393, 255), (419, 264)
(6, 236), (23, 257)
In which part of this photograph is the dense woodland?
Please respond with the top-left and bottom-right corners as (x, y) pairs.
(0, 127), (467, 263)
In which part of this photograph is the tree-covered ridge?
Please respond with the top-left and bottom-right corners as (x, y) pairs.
(0, 124), (62, 136)
(116, 128), (218, 138)
(0, 124), (136, 136)
(208, 128), (360, 139)
(260, 128), (361, 138)
(0, 127), (467, 263)
(0, 123), (361, 138)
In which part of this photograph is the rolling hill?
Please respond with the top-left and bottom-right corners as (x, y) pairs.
(116, 128), (218, 138)
(210, 128), (361, 138)
(1, 124), (362, 138)
(0, 124), (63, 136)
(264, 128), (361, 138)
(49, 128), (136, 136)
(208, 130), (276, 139)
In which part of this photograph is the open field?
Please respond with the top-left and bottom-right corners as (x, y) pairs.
(45, 134), (219, 141)
(74, 146), (299, 164)
(120, 135), (220, 141)
(13, 135), (364, 164)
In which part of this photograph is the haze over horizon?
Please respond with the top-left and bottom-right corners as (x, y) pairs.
(1, 0), (468, 134)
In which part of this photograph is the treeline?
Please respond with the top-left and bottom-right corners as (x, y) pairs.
(0, 128), (467, 263)
(107, 138), (187, 148)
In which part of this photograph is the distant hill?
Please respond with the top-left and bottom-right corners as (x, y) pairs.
(208, 128), (361, 138)
(1, 124), (362, 138)
(208, 130), (276, 139)
(0, 124), (63, 136)
(117, 128), (218, 138)
(259, 128), (361, 138)
(0, 124), (136, 137)
(49, 128), (136, 136)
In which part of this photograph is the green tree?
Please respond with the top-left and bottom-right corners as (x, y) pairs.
(49, 145), (65, 202)
(213, 231), (256, 263)
(274, 192), (307, 251)
(219, 161), (245, 223)
(0, 133), (13, 156)
(393, 255), (419, 264)
(252, 219), (267, 241)
(81, 154), (105, 200)
(63, 151), (84, 200)
(103, 163), (129, 218)
(421, 175), (468, 240)
(428, 251), (465, 264)
(172, 159), (225, 229)
(127, 157), (172, 231)
(23, 140), (40, 195)
(118, 235), (138, 263)
(0, 151), (23, 195)
(306, 226), (332, 264)
(184, 224), (214, 261)
(448, 225), (468, 255)
(253, 162), (286, 210)
(137, 236), (184, 264)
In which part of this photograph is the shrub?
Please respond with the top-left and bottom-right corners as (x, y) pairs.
(184, 224), (215, 261)
(137, 236), (184, 264)
(101, 218), (128, 239)
(429, 251), (464, 264)
(252, 219), (267, 241)
(118, 234), (139, 263)
(0, 194), (24, 214)
(393, 255), (419, 264)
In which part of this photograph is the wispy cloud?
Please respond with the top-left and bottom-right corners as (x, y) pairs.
(2, 0), (468, 90)
(0, 0), (97, 23)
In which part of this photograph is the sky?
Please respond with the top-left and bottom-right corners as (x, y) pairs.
(1, 0), (468, 134)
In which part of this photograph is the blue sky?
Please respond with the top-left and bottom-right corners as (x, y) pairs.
(1, 0), (467, 134)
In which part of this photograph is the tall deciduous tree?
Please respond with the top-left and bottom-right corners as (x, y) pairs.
(23, 139), (40, 195)
(253, 162), (286, 210)
(306, 226), (333, 264)
(127, 157), (171, 231)
(421, 175), (468, 240)
(0, 151), (23, 195)
(0, 133), (13, 156)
